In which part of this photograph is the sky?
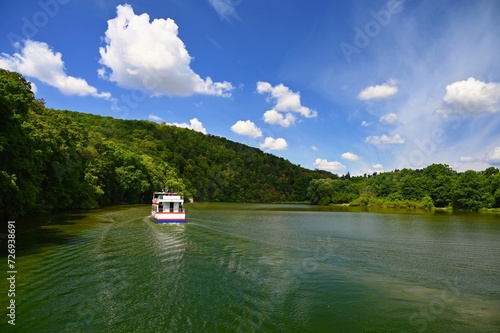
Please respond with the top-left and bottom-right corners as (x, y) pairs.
(1, 0), (500, 175)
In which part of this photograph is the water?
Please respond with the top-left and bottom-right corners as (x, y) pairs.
(1, 203), (499, 332)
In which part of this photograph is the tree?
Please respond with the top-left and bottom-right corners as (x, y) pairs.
(422, 164), (457, 207)
(0, 69), (40, 217)
(452, 170), (485, 211)
(307, 178), (359, 205)
(396, 169), (425, 200)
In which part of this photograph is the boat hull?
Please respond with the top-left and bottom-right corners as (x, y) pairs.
(150, 212), (186, 223)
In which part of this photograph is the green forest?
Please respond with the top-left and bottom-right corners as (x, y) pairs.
(307, 165), (500, 211)
(1, 69), (499, 219)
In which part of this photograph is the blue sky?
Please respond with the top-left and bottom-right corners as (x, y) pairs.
(1, 0), (500, 175)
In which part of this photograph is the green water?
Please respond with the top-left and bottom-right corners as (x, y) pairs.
(1, 203), (499, 332)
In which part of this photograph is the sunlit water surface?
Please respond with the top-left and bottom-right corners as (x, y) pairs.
(1, 203), (499, 332)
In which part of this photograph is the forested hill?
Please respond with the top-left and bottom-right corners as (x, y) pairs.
(0, 69), (333, 218)
(57, 109), (331, 203)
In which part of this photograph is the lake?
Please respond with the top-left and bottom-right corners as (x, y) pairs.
(1, 203), (499, 332)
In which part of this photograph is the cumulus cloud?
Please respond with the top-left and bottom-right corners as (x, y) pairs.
(341, 152), (359, 161)
(149, 114), (207, 133)
(485, 146), (500, 165)
(171, 118), (207, 134)
(259, 137), (288, 151)
(313, 158), (346, 172)
(257, 81), (317, 127)
(262, 110), (296, 127)
(98, 4), (233, 97)
(208, 0), (239, 22)
(379, 113), (398, 124)
(358, 80), (398, 100)
(230, 120), (262, 138)
(365, 133), (405, 144)
(364, 164), (385, 174)
(311, 146), (318, 151)
(361, 121), (370, 127)
(0, 40), (112, 99)
(257, 82), (317, 117)
(149, 114), (163, 122)
(436, 77), (500, 115)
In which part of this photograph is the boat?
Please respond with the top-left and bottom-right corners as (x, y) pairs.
(150, 191), (186, 223)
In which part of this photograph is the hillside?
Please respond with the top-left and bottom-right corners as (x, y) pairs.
(0, 69), (334, 219)
(59, 109), (334, 203)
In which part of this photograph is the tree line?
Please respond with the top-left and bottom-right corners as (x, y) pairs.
(307, 164), (500, 211)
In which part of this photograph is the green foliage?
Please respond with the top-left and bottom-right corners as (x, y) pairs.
(0, 69), (34, 119)
(451, 170), (495, 211)
(308, 163), (497, 211)
(307, 178), (358, 205)
(0, 69), (41, 217)
(422, 163), (457, 207)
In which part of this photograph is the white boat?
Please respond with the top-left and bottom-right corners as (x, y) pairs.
(150, 191), (186, 223)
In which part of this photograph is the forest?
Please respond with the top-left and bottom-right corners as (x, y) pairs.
(307, 165), (500, 211)
(1, 69), (499, 219)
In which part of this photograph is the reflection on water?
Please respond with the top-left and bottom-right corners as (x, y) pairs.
(1, 203), (499, 332)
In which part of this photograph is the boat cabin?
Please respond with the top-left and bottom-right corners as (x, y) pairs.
(151, 191), (184, 213)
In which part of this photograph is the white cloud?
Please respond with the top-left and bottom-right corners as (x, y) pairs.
(257, 82), (317, 127)
(311, 146), (318, 151)
(365, 133), (405, 144)
(230, 120), (262, 138)
(259, 137), (288, 151)
(30, 82), (37, 94)
(358, 80), (398, 100)
(208, 0), (239, 22)
(257, 82), (317, 117)
(98, 4), (233, 97)
(365, 164), (385, 174)
(341, 152), (359, 161)
(0, 40), (111, 99)
(149, 114), (163, 122)
(485, 146), (500, 165)
(172, 118), (207, 134)
(459, 156), (476, 163)
(436, 77), (500, 115)
(361, 121), (370, 127)
(262, 110), (296, 127)
(150, 114), (207, 133)
(379, 113), (398, 124)
(313, 158), (346, 172)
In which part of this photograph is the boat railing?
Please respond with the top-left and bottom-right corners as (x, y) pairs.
(152, 193), (184, 203)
